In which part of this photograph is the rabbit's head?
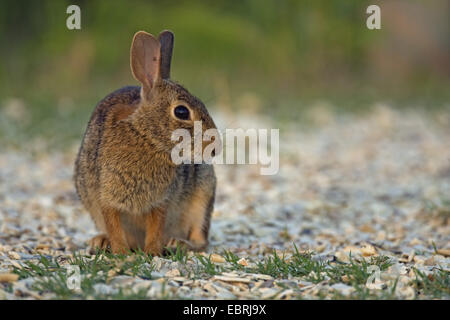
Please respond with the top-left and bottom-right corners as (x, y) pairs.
(129, 31), (220, 161)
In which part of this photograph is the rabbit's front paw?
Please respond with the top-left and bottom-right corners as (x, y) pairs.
(89, 234), (110, 254)
(188, 228), (208, 251)
(164, 237), (207, 254)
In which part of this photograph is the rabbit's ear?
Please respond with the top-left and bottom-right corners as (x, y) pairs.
(130, 31), (161, 97)
(158, 30), (174, 79)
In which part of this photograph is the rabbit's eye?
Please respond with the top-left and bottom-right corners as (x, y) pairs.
(174, 105), (190, 120)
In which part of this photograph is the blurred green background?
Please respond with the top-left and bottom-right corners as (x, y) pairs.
(0, 0), (449, 149)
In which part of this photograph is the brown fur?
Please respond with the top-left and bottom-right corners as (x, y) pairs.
(74, 31), (218, 255)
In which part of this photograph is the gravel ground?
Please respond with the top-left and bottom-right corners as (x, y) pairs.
(0, 106), (449, 299)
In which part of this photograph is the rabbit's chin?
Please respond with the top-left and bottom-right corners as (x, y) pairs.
(170, 154), (208, 165)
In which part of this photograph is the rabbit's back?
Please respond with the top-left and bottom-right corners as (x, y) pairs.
(74, 86), (141, 216)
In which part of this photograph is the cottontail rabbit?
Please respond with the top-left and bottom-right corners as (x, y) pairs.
(74, 30), (219, 255)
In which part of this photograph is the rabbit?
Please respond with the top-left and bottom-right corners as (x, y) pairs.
(74, 30), (220, 255)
